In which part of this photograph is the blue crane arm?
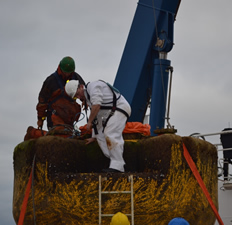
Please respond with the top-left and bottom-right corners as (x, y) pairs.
(113, 0), (181, 135)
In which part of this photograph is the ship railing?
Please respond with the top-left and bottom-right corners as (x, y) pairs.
(190, 130), (232, 190)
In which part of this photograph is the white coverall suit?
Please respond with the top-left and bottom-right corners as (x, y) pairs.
(84, 81), (131, 172)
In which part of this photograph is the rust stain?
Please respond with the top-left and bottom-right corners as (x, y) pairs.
(106, 136), (112, 150)
(105, 136), (117, 150)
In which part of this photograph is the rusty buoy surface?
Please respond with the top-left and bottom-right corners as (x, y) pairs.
(13, 134), (218, 225)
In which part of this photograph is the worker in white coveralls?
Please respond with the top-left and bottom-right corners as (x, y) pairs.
(65, 80), (131, 173)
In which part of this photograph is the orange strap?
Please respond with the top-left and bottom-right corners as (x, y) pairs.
(183, 143), (224, 225)
(17, 170), (32, 225)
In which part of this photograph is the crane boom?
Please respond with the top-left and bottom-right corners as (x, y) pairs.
(114, 0), (181, 135)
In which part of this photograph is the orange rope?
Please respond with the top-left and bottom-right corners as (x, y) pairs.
(17, 170), (32, 225)
(183, 143), (224, 225)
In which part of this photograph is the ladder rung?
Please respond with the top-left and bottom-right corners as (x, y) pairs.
(101, 191), (131, 194)
(101, 213), (132, 217)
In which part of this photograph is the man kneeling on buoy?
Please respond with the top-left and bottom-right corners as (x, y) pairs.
(65, 80), (131, 173)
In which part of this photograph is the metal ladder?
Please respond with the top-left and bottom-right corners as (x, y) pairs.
(98, 174), (134, 225)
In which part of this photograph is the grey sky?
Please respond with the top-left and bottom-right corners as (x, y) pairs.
(1, 0), (232, 224)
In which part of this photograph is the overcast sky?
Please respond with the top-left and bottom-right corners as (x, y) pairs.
(1, 0), (232, 224)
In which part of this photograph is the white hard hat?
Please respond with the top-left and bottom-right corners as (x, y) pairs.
(65, 80), (79, 98)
